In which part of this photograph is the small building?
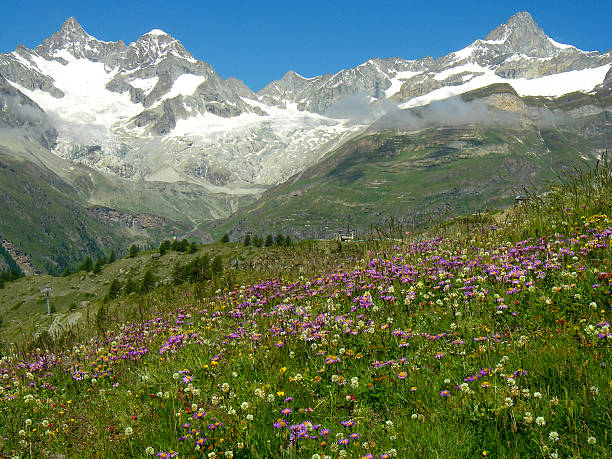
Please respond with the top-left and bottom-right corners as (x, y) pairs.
(514, 195), (530, 205)
(336, 231), (355, 242)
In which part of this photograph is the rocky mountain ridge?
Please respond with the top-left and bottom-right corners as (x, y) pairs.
(0, 12), (609, 191)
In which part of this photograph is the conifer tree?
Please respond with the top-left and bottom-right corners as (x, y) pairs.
(140, 269), (155, 293)
(265, 234), (274, 247)
(221, 233), (230, 243)
(79, 256), (93, 272)
(128, 245), (139, 258)
(243, 234), (251, 246)
(211, 254), (224, 276)
(105, 278), (122, 301)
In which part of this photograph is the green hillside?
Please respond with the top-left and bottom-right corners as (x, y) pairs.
(0, 154), (609, 458)
(206, 84), (611, 241)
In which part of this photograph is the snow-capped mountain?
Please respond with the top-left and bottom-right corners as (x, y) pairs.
(260, 12), (610, 112)
(0, 12), (609, 190)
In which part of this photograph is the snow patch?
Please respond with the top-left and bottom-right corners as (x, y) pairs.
(433, 63), (486, 81)
(548, 37), (574, 50)
(385, 71), (422, 97)
(130, 77), (159, 94)
(165, 74), (206, 99)
(401, 64), (611, 108)
(146, 29), (168, 36)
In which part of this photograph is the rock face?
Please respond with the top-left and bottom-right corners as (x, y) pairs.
(0, 238), (42, 275)
(0, 74), (57, 149)
(87, 206), (169, 231)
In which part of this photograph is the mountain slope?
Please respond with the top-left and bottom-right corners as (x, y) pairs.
(208, 82), (611, 240)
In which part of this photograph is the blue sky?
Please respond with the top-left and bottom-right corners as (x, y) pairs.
(0, 0), (610, 91)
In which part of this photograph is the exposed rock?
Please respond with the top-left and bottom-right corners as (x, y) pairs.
(87, 206), (169, 231)
(0, 237), (42, 275)
(0, 73), (57, 149)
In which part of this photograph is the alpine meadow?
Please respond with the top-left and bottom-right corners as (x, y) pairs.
(0, 7), (610, 459)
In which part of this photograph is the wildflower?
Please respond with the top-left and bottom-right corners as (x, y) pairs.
(549, 431), (559, 442)
(145, 448), (155, 456)
(398, 372), (408, 379)
(281, 408), (292, 416)
(444, 379), (451, 384)
(587, 436), (596, 444)
(536, 417), (546, 426)
(246, 414), (254, 421)
(225, 451), (234, 458)
(440, 390), (450, 397)
(125, 426), (134, 436)
(241, 401), (249, 410)
(523, 412), (533, 424)
(411, 413), (418, 420)
(25, 419), (32, 426)
(221, 383), (230, 393)
(533, 391), (542, 399)
(504, 397), (513, 407)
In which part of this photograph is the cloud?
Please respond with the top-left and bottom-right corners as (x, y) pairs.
(371, 96), (523, 130)
(325, 93), (400, 123)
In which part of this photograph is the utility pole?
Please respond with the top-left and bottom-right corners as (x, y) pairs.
(40, 286), (52, 314)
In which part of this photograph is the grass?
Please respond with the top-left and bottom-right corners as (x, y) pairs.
(0, 157), (610, 458)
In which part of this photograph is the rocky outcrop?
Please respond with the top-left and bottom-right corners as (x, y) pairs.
(0, 238), (42, 275)
(87, 206), (169, 231)
(0, 74), (57, 149)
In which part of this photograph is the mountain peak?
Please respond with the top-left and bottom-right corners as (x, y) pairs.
(60, 17), (86, 33)
(484, 11), (560, 57)
(145, 29), (169, 37)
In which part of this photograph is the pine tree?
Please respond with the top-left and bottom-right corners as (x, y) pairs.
(189, 241), (198, 254)
(220, 233), (230, 243)
(243, 234), (251, 246)
(79, 256), (93, 272)
(172, 261), (185, 285)
(107, 250), (116, 263)
(211, 255), (223, 276)
(128, 245), (139, 258)
(178, 239), (189, 252)
(61, 268), (71, 277)
(93, 258), (104, 274)
(140, 269), (156, 293)
(254, 235), (263, 247)
(105, 278), (122, 301)
(284, 235), (292, 246)
(190, 254), (211, 282)
(265, 234), (274, 247)
(124, 277), (137, 294)
(275, 233), (285, 246)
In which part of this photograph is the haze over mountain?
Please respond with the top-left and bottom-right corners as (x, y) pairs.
(0, 12), (610, 273)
